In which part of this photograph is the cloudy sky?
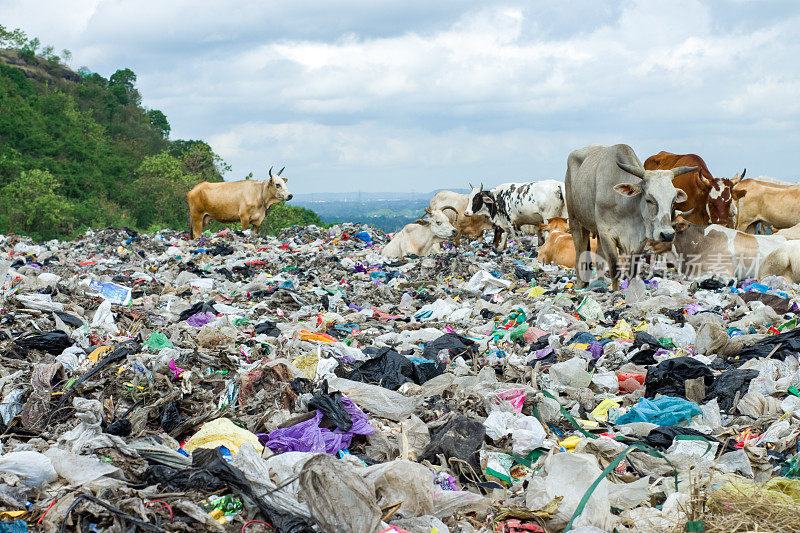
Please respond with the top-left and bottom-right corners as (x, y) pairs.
(4, 0), (800, 193)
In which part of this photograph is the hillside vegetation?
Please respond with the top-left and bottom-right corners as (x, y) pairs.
(0, 25), (322, 241)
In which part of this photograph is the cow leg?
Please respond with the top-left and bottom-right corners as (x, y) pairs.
(493, 227), (505, 250)
(240, 216), (251, 232)
(597, 234), (621, 291)
(454, 231), (461, 247)
(572, 223), (591, 289)
(190, 210), (205, 240)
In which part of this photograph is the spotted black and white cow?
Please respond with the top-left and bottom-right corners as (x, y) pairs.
(464, 180), (567, 250)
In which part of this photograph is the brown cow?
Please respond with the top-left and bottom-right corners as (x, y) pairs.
(643, 151), (744, 227)
(538, 218), (597, 269)
(733, 179), (800, 234)
(187, 167), (292, 239)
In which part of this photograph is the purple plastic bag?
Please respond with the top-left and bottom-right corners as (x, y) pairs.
(186, 311), (216, 327)
(261, 395), (374, 454)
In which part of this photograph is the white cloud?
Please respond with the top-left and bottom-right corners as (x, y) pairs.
(3, 0), (800, 190)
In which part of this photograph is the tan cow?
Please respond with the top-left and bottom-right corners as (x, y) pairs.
(537, 217), (598, 269)
(653, 214), (786, 280)
(758, 240), (800, 282)
(733, 179), (800, 234)
(428, 190), (493, 245)
(187, 167), (292, 239)
(381, 210), (457, 258)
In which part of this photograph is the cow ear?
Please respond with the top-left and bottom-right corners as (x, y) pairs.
(675, 188), (688, 203)
(733, 189), (747, 200)
(613, 183), (642, 197)
(281, 176), (288, 182)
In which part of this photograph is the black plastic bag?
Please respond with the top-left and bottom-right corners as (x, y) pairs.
(254, 320), (281, 337)
(421, 333), (478, 360)
(308, 382), (352, 431)
(643, 426), (734, 455)
(735, 327), (800, 362)
(15, 330), (72, 354)
(699, 278), (725, 290)
(160, 401), (185, 433)
(644, 357), (715, 399)
(704, 369), (760, 412)
(193, 448), (314, 533)
(178, 301), (218, 322)
(419, 413), (485, 480)
(515, 266), (535, 282)
(345, 347), (443, 390)
(143, 464), (227, 492)
(55, 311), (83, 328)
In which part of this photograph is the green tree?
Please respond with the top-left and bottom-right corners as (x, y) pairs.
(0, 170), (76, 241)
(61, 49), (72, 64)
(128, 151), (203, 230)
(147, 109), (170, 138)
(108, 68), (137, 104)
(0, 25), (28, 48)
(169, 140), (229, 181)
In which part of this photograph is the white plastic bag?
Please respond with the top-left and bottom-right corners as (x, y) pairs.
(0, 451), (57, 488)
(327, 377), (414, 421)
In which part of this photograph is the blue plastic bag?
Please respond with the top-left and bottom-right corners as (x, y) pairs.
(616, 396), (702, 426)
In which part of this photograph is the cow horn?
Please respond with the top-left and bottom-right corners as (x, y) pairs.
(697, 173), (712, 188)
(671, 166), (698, 177)
(278, 166), (285, 176)
(268, 166), (275, 178)
(480, 182), (484, 192)
(441, 206), (459, 217)
(617, 162), (645, 179)
(732, 168), (746, 185)
(676, 207), (695, 217)
(469, 182), (475, 190)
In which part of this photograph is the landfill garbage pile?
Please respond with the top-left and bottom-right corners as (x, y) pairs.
(0, 224), (799, 533)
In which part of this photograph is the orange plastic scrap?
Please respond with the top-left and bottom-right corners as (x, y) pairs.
(299, 330), (336, 343)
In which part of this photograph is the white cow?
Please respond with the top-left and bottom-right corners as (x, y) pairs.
(381, 210), (457, 258)
(464, 180), (567, 250)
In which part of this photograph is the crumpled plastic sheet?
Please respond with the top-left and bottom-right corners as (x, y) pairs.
(262, 395), (375, 454)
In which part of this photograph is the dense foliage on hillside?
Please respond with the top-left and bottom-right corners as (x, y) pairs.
(0, 25), (323, 240)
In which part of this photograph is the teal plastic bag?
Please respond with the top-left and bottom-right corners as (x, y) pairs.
(615, 396), (702, 426)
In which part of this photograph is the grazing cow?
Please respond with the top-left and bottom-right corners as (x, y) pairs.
(643, 151), (744, 227)
(381, 210), (457, 258)
(775, 223), (800, 240)
(565, 144), (693, 291)
(538, 218), (598, 269)
(187, 167), (292, 239)
(651, 214), (786, 280)
(464, 180), (567, 250)
(428, 190), (493, 245)
(758, 241), (800, 283)
(733, 179), (800, 234)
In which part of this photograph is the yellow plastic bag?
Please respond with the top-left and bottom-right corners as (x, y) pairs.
(292, 353), (319, 379)
(591, 398), (621, 422)
(559, 436), (582, 451)
(602, 319), (634, 340)
(183, 417), (264, 455)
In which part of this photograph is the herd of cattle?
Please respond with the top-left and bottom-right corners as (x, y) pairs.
(184, 147), (800, 288)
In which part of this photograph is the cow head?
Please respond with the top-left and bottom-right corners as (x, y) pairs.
(268, 166), (293, 201)
(425, 209), (458, 239)
(704, 169), (744, 226)
(615, 163), (693, 243)
(464, 183), (494, 217)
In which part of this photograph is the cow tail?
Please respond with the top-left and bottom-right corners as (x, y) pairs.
(188, 210), (193, 238)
